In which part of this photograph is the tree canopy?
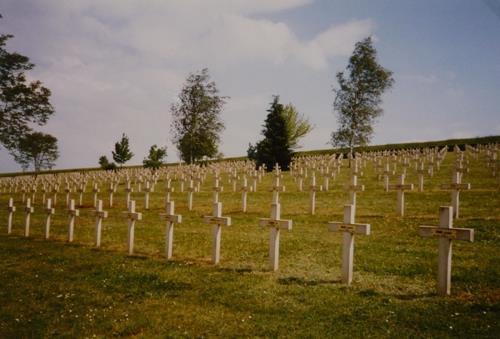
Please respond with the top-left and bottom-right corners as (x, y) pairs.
(281, 103), (313, 150)
(10, 132), (58, 171)
(143, 144), (167, 170)
(331, 37), (394, 153)
(0, 21), (54, 151)
(248, 96), (292, 171)
(170, 68), (227, 164)
(112, 133), (134, 167)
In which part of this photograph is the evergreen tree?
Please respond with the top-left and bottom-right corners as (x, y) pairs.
(143, 144), (167, 170)
(249, 96), (292, 171)
(0, 16), (54, 151)
(170, 68), (227, 163)
(98, 155), (116, 171)
(112, 133), (133, 167)
(331, 37), (394, 154)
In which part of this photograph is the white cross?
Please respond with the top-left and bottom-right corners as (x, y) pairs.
(125, 200), (142, 255)
(309, 173), (322, 215)
(240, 175), (250, 213)
(92, 182), (100, 207)
(144, 181), (152, 210)
(186, 180), (195, 211)
(44, 198), (55, 239)
(124, 181), (133, 208)
(440, 171), (470, 219)
(6, 197), (16, 234)
(388, 174), (414, 217)
(160, 200), (182, 260)
(203, 202), (231, 264)
(259, 201), (292, 271)
(328, 204), (371, 285)
(94, 199), (108, 248)
(419, 206), (474, 295)
(24, 198), (35, 237)
(67, 199), (80, 242)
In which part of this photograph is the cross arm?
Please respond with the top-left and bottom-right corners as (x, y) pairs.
(160, 213), (182, 223)
(259, 218), (292, 230)
(204, 216), (231, 226)
(328, 222), (370, 235)
(418, 226), (474, 242)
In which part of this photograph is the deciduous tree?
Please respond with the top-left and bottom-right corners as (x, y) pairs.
(112, 133), (133, 167)
(0, 16), (54, 150)
(170, 68), (227, 163)
(331, 37), (394, 154)
(10, 132), (58, 171)
(143, 144), (167, 170)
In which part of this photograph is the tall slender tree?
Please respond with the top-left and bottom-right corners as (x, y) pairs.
(248, 96), (292, 171)
(331, 37), (394, 154)
(0, 15), (54, 151)
(112, 133), (133, 167)
(170, 68), (227, 163)
(281, 103), (313, 150)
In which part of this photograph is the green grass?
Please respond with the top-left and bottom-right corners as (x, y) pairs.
(0, 151), (499, 337)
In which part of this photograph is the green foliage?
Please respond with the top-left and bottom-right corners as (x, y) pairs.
(331, 37), (394, 152)
(249, 96), (292, 171)
(9, 131), (58, 171)
(143, 144), (167, 170)
(98, 155), (117, 171)
(112, 133), (134, 167)
(0, 25), (54, 150)
(281, 103), (313, 150)
(170, 68), (227, 164)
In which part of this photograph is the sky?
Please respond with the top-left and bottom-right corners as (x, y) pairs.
(1, 0), (499, 172)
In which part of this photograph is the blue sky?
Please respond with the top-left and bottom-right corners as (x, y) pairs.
(1, 0), (499, 172)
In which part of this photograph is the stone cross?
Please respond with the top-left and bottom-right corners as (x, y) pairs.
(258, 201), (292, 271)
(144, 181), (152, 210)
(441, 171), (470, 219)
(328, 204), (371, 285)
(251, 171), (258, 192)
(240, 175), (250, 213)
(92, 182), (100, 207)
(419, 206), (474, 295)
(41, 184), (47, 204)
(108, 182), (116, 208)
(382, 163), (393, 192)
(212, 177), (224, 204)
(417, 162), (427, 192)
(67, 199), (79, 242)
(77, 183), (85, 207)
(64, 182), (71, 206)
(164, 179), (174, 203)
(203, 202), (231, 264)
(269, 175), (286, 205)
(347, 173), (364, 206)
(6, 197), (16, 234)
(51, 184), (59, 206)
(160, 200), (182, 260)
(296, 168), (305, 192)
(44, 198), (55, 239)
(124, 181), (133, 207)
(309, 173), (322, 215)
(186, 179), (195, 211)
(30, 185), (37, 204)
(94, 199), (108, 248)
(388, 174), (414, 217)
(125, 200), (142, 255)
(24, 198), (34, 237)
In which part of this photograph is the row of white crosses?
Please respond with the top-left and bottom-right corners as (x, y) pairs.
(4, 190), (476, 295)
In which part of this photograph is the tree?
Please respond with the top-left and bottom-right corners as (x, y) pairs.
(170, 68), (227, 164)
(281, 103), (313, 150)
(331, 37), (394, 154)
(248, 96), (292, 171)
(0, 16), (54, 151)
(112, 133), (133, 167)
(10, 132), (58, 171)
(98, 155), (116, 171)
(143, 144), (167, 170)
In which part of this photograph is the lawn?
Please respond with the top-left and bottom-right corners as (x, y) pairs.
(0, 150), (499, 338)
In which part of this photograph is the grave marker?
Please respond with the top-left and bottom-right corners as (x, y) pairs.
(24, 198), (34, 237)
(6, 197), (16, 234)
(388, 174), (414, 217)
(67, 199), (79, 242)
(441, 171), (470, 219)
(203, 202), (231, 264)
(419, 206), (474, 295)
(160, 201), (182, 260)
(94, 199), (108, 248)
(44, 198), (55, 239)
(328, 204), (371, 285)
(125, 200), (142, 255)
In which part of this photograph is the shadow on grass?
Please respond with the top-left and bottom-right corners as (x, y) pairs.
(278, 276), (341, 286)
(219, 267), (253, 274)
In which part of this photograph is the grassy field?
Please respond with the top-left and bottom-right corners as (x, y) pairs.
(0, 151), (499, 338)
